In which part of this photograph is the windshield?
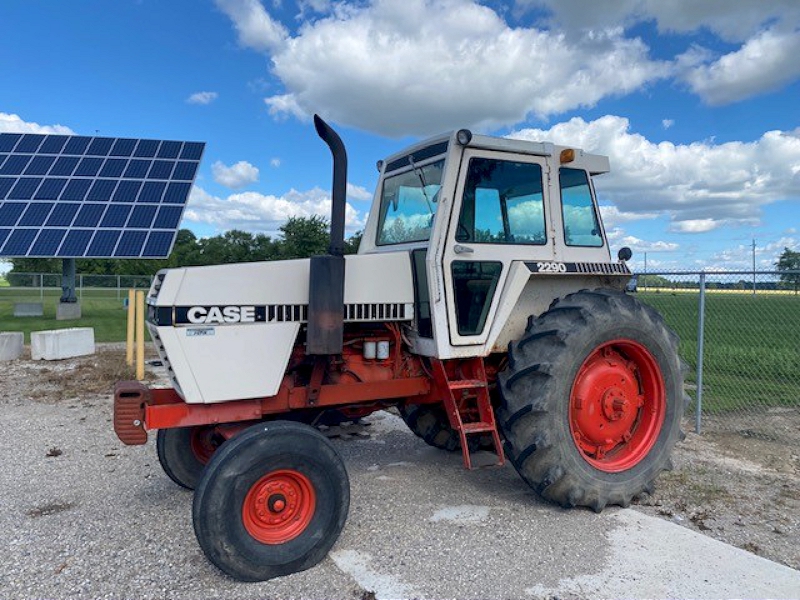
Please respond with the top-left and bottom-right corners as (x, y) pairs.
(376, 159), (445, 245)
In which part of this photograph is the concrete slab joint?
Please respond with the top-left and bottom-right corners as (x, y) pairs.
(31, 327), (95, 360)
(0, 332), (24, 361)
(13, 302), (44, 317)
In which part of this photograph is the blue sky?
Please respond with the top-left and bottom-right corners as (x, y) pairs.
(1, 0), (798, 273)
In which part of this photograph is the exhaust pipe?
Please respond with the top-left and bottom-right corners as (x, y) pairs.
(307, 115), (347, 355)
(314, 114), (347, 256)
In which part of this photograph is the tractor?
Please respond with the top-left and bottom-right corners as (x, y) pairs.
(114, 116), (686, 582)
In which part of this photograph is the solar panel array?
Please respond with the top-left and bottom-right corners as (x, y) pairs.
(0, 133), (204, 258)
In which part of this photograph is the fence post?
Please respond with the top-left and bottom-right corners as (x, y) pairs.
(117, 275), (121, 300)
(39, 274), (43, 301)
(695, 272), (706, 434)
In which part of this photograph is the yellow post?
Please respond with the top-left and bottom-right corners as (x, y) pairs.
(126, 289), (135, 366)
(136, 290), (145, 381)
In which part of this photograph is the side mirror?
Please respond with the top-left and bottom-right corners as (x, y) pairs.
(618, 247), (633, 262)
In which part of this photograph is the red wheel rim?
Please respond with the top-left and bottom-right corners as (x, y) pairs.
(242, 470), (316, 544)
(569, 340), (666, 473)
(189, 427), (218, 465)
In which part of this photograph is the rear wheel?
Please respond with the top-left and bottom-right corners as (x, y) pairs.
(192, 421), (350, 581)
(398, 403), (494, 452)
(156, 426), (223, 490)
(498, 289), (687, 511)
(398, 403), (461, 451)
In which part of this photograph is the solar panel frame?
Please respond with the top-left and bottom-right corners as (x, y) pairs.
(0, 133), (203, 258)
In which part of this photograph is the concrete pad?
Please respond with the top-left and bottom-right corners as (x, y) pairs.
(526, 509), (800, 599)
(0, 332), (24, 360)
(30, 327), (95, 360)
(56, 302), (81, 320)
(13, 302), (43, 317)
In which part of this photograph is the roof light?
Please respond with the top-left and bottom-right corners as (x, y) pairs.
(560, 149), (575, 164)
(456, 129), (473, 146)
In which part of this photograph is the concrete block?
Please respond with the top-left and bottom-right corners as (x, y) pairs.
(0, 332), (24, 361)
(56, 302), (81, 320)
(31, 328), (95, 361)
(13, 302), (44, 317)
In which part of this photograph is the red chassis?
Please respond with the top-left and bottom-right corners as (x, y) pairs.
(113, 323), (505, 465)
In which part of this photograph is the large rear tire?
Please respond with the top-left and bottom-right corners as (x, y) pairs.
(398, 403), (462, 451)
(498, 289), (687, 511)
(156, 426), (223, 490)
(192, 421), (350, 581)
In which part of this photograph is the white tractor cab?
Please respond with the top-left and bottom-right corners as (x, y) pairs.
(360, 128), (626, 359)
(114, 116), (685, 582)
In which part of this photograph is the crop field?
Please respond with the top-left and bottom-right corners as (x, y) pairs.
(639, 291), (800, 414)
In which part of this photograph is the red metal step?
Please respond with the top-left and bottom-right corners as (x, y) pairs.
(448, 380), (487, 390)
(461, 422), (496, 433)
(431, 357), (505, 470)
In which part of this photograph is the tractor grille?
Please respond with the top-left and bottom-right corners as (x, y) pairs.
(266, 302), (413, 323)
(147, 324), (183, 397)
(572, 262), (631, 275)
(345, 302), (412, 321)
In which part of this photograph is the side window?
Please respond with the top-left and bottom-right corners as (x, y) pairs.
(456, 157), (546, 245)
(451, 261), (502, 336)
(377, 160), (444, 245)
(560, 167), (603, 247)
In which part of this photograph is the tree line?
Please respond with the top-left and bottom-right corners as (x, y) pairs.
(7, 216), (363, 277)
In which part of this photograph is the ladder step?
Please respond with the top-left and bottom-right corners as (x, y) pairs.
(461, 422), (496, 434)
(448, 379), (487, 390)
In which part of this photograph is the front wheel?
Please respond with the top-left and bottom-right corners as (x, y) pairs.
(192, 421), (350, 581)
(498, 289), (687, 511)
(156, 426), (224, 490)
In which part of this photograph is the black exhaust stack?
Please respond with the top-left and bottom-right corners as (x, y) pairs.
(306, 115), (347, 355)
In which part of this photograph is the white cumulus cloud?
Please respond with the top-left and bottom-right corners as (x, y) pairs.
(681, 27), (800, 105)
(212, 160), (260, 189)
(184, 185), (364, 235)
(218, 0), (669, 136)
(0, 112), (74, 134)
(215, 0), (287, 52)
(518, 0), (800, 43)
(510, 115), (800, 231)
(187, 91), (219, 105)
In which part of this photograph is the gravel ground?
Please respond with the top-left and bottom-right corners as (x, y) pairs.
(1, 345), (798, 598)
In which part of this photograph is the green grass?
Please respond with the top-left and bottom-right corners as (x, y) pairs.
(0, 290), (131, 343)
(639, 291), (800, 413)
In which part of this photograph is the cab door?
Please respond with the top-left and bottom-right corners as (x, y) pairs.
(441, 149), (553, 346)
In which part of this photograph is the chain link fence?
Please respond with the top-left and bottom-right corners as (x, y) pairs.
(1, 272), (152, 302)
(636, 270), (800, 445)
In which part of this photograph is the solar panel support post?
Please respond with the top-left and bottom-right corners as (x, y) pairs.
(60, 258), (78, 303)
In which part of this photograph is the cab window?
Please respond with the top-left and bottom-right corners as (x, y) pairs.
(377, 160), (444, 245)
(560, 167), (603, 247)
(456, 157), (546, 245)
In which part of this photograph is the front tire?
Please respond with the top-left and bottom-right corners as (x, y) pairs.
(192, 421), (350, 581)
(498, 289), (687, 511)
(156, 426), (223, 490)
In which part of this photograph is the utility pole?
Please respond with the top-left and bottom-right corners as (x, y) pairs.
(752, 239), (756, 296)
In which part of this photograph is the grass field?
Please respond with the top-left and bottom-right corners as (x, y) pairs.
(1, 285), (797, 415)
(0, 288), (131, 343)
(639, 291), (800, 413)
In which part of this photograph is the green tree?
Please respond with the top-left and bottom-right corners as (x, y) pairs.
(776, 247), (800, 294)
(344, 230), (363, 255)
(278, 215), (331, 259)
